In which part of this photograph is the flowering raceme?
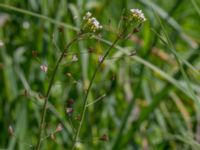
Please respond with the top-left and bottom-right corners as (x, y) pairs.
(130, 8), (146, 23)
(81, 12), (102, 33)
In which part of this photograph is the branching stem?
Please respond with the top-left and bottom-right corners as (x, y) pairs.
(35, 32), (81, 150)
(72, 25), (129, 149)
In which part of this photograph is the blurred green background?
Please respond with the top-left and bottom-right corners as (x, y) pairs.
(0, 0), (200, 149)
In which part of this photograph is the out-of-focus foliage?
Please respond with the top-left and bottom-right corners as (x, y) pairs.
(0, 0), (200, 149)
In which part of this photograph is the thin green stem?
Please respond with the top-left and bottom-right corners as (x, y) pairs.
(0, 4), (78, 31)
(71, 20), (132, 149)
(71, 24), (132, 148)
(86, 94), (106, 107)
(71, 37), (120, 149)
(35, 34), (80, 150)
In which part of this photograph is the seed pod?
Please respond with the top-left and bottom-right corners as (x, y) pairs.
(32, 50), (38, 57)
(50, 134), (56, 141)
(99, 134), (109, 142)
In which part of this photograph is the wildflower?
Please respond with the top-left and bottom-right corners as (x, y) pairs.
(65, 72), (72, 77)
(23, 21), (30, 29)
(98, 55), (103, 63)
(73, 15), (78, 20)
(55, 123), (63, 132)
(40, 64), (48, 72)
(130, 9), (146, 23)
(66, 107), (73, 114)
(82, 12), (102, 33)
(72, 55), (78, 62)
(83, 12), (92, 20)
(0, 40), (4, 47)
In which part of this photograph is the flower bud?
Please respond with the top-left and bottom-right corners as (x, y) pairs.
(66, 107), (73, 115)
(55, 123), (63, 132)
(72, 55), (78, 62)
(98, 55), (103, 63)
(8, 125), (14, 136)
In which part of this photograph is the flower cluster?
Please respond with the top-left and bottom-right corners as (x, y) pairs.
(130, 9), (146, 23)
(81, 12), (102, 33)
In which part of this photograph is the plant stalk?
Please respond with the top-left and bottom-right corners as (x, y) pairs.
(35, 34), (80, 150)
(72, 37), (119, 149)
(71, 22), (131, 149)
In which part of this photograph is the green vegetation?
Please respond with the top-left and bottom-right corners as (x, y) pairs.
(0, 0), (200, 149)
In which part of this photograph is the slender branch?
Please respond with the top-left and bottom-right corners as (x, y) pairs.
(71, 22), (131, 149)
(35, 33), (81, 150)
(71, 36), (120, 149)
(86, 94), (106, 107)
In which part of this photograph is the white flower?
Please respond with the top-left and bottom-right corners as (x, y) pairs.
(91, 18), (99, 26)
(72, 55), (78, 62)
(66, 107), (73, 114)
(98, 55), (103, 63)
(89, 17), (102, 32)
(23, 21), (30, 29)
(73, 15), (78, 20)
(130, 9), (146, 22)
(56, 123), (63, 132)
(83, 12), (92, 20)
(82, 12), (102, 33)
(40, 64), (48, 72)
(0, 40), (4, 47)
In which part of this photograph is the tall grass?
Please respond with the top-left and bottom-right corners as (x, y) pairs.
(0, 0), (200, 149)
